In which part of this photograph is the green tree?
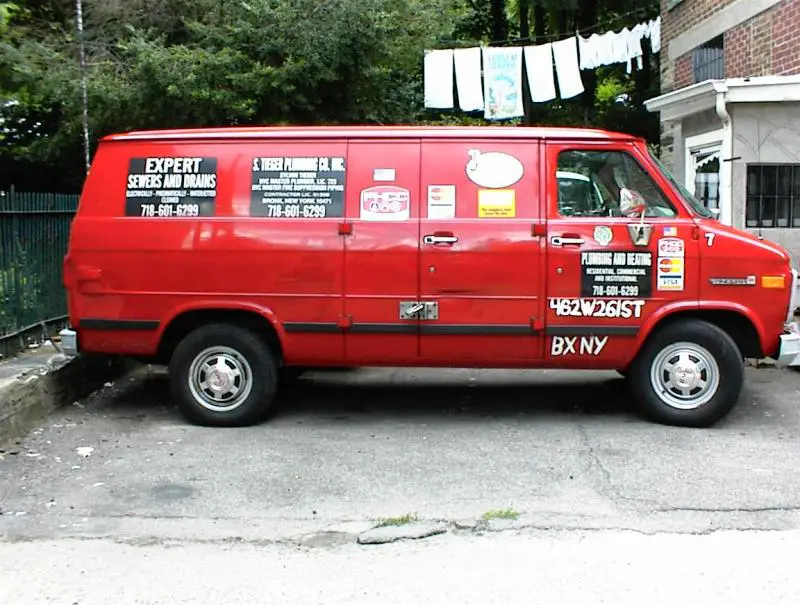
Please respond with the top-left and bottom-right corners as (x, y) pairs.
(1, 0), (662, 192)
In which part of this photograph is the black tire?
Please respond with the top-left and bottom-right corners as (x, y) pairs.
(169, 323), (278, 427)
(280, 366), (307, 384)
(628, 319), (744, 428)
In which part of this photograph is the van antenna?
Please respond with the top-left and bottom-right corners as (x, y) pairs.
(75, 0), (90, 174)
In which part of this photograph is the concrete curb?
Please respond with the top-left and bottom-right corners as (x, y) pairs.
(0, 353), (137, 447)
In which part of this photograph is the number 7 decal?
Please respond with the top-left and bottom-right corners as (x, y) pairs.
(705, 233), (715, 247)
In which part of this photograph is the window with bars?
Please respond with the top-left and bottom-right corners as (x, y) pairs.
(746, 164), (800, 228)
(692, 36), (724, 83)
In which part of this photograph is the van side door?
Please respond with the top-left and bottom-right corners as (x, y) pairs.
(418, 139), (545, 364)
(342, 140), (422, 364)
(544, 141), (699, 367)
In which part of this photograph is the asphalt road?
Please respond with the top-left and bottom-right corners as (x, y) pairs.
(2, 365), (800, 603)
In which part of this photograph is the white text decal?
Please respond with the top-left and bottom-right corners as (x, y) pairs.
(551, 336), (609, 356)
(549, 298), (646, 319)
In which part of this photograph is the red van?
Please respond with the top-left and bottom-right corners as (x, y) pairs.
(60, 126), (800, 427)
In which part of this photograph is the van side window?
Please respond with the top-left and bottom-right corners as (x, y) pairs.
(556, 150), (677, 218)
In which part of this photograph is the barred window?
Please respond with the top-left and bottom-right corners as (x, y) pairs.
(746, 164), (800, 229)
(692, 36), (724, 83)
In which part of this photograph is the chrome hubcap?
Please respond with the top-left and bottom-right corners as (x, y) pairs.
(188, 346), (253, 412)
(650, 342), (720, 410)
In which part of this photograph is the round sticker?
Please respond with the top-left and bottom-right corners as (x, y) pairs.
(593, 226), (613, 246)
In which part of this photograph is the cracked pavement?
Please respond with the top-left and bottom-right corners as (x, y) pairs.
(2, 365), (800, 602)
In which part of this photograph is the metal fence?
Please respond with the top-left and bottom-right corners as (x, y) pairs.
(0, 187), (78, 354)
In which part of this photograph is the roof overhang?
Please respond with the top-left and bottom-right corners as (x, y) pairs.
(645, 75), (800, 122)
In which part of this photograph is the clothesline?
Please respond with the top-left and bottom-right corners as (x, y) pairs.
(424, 16), (661, 121)
(437, 6), (655, 46)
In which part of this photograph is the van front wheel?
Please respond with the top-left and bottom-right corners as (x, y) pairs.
(169, 324), (278, 427)
(629, 319), (743, 427)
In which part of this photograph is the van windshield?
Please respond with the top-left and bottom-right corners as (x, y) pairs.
(648, 149), (715, 219)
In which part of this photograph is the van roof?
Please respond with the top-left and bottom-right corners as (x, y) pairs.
(101, 125), (638, 143)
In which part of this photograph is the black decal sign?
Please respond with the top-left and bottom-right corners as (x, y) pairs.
(125, 157), (217, 217)
(580, 250), (652, 298)
(250, 156), (346, 218)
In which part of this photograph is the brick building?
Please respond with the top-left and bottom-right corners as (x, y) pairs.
(645, 0), (800, 257)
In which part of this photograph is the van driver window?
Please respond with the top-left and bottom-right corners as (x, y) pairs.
(556, 150), (677, 218)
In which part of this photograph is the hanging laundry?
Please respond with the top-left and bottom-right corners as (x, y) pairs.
(453, 47), (484, 112)
(421, 15), (662, 114)
(552, 37), (584, 99)
(613, 28), (632, 65)
(482, 47), (524, 120)
(642, 20), (654, 50)
(524, 44), (556, 103)
(626, 23), (645, 74)
(592, 30), (618, 67)
(578, 33), (601, 70)
(424, 49), (454, 109)
(649, 17), (661, 54)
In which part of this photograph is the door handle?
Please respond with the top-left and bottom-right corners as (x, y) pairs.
(423, 233), (458, 245)
(550, 234), (585, 247)
(406, 303), (425, 316)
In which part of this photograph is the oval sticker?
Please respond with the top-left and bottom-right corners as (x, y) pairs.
(657, 237), (685, 257)
(466, 150), (524, 189)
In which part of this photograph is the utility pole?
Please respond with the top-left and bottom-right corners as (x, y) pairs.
(75, 0), (90, 174)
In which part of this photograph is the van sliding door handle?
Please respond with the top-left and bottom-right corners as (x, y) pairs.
(423, 234), (458, 245)
(550, 235), (585, 247)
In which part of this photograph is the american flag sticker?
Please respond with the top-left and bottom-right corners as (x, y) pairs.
(663, 226), (677, 236)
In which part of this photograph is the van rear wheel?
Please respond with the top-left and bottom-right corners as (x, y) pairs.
(169, 323), (278, 427)
(629, 319), (743, 427)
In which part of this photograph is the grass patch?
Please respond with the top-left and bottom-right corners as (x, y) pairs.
(481, 509), (520, 521)
(377, 513), (418, 527)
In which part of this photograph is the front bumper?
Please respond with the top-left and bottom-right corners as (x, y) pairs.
(775, 322), (800, 367)
(59, 328), (79, 357)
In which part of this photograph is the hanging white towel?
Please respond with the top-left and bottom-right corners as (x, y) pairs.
(524, 44), (556, 103)
(424, 49), (454, 109)
(552, 37), (584, 99)
(650, 17), (661, 53)
(482, 47), (524, 120)
(453, 47), (484, 112)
